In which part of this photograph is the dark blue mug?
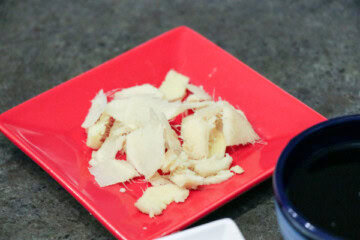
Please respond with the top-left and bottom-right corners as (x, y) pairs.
(273, 115), (360, 240)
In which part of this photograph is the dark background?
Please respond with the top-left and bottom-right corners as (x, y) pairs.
(1, 1), (359, 239)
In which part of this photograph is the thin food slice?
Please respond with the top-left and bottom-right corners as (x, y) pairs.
(221, 101), (260, 146)
(208, 128), (226, 158)
(159, 69), (189, 101)
(109, 121), (133, 137)
(203, 170), (234, 185)
(161, 150), (190, 174)
(186, 84), (212, 102)
(149, 173), (172, 186)
(193, 154), (233, 177)
(89, 159), (139, 187)
(82, 89), (107, 129)
(170, 168), (204, 189)
(135, 184), (189, 218)
(126, 124), (165, 179)
(105, 96), (183, 126)
(91, 135), (126, 166)
(113, 84), (163, 99)
(181, 115), (212, 159)
(86, 113), (113, 149)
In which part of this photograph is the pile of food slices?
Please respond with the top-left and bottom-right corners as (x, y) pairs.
(82, 69), (260, 217)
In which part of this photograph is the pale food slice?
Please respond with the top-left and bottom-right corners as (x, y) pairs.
(105, 96), (183, 126)
(194, 103), (223, 120)
(89, 159), (139, 187)
(170, 168), (204, 189)
(181, 115), (212, 159)
(82, 89), (107, 129)
(157, 113), (182, 154)
(193, 154), (233, 177)
(222, 101), (260, 146)
(208, 128), (226, 158)
(113, 84), (163, 99)
(161, 150), (190, 174)
(186, 84), (212, 102)
(109, 121), (133, 137)
(203, 170), (234, 185)
(126, 124), (165, 179)
(86, 113), (113, 149)
(135, 184), (189, 218)
(91, 135), (126, 166)
(161, 149), (178, 174)
(159, 69), (189, 101)
(149, 173), (172, 186)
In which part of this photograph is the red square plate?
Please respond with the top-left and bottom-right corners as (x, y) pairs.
(0, 26), (325, 240)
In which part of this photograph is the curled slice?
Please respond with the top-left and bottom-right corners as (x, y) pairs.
(193, 154), (233, 177)
(170, 168), (204, 189)
(82, 90), (107, 129)
(203, 170), (234, 185)
(86, 113), (113, 149)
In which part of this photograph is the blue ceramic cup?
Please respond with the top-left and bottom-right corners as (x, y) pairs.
(273, 115), (360, 240)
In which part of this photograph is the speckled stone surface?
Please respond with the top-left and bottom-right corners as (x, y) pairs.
(1, 1), (359, 239)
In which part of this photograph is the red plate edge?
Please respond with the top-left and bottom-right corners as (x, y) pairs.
(0, 26), (327, 240)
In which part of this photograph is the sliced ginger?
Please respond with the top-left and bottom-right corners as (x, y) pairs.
(193, 154), (233, 177)
(209, 127), (227, 158)
(159, 69), (189, 101)
(170, 168), (204, 189)
(86, 113), (114, 149)
(221, 101), (260, 146)
(135, 184), (189, 218)
(82, 69), (260, 218)
(82, 90), (107, 129)
(89, 159), (139, 187)
(186, 84), (212, 102)
(181, 115), (212, 159)
(203, 170), (234, 185)
(126, 123), (165, 179)
(113, 84), (163, 99)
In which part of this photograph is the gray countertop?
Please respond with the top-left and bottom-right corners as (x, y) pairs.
(1, 1), (359, 239)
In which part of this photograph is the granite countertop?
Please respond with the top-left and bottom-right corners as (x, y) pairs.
(1, 1), (359, 239)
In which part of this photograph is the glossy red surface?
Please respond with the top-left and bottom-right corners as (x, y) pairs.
(0, 26), (326, 240)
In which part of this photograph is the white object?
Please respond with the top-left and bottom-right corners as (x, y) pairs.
(89, 159), (139, 187)
(160, 69), (190, 101)
(82, 90), (107, 128)
(126, 123), (165, 179)
(222, 102), (259, 146)
(113, 84), (163, 99)
(181, 115), (212, 159)
(230, 165), (244, 174)
(186, 84), (212, 102)
(156, 218), (245, 240)
(203, 170), (234, 185)
(135, 183), (189, 218)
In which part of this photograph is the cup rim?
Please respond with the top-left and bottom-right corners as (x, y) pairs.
(273, 114), (360, 240)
